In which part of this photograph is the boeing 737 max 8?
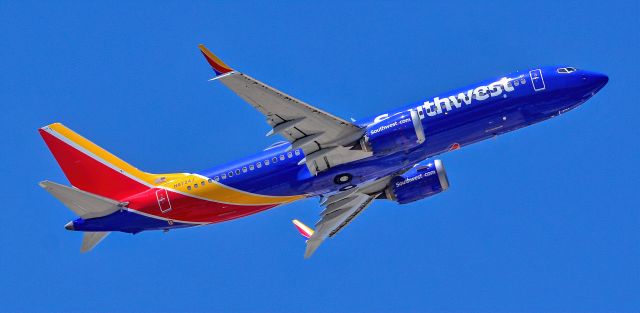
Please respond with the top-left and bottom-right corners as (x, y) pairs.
(39, 45), (608, 257)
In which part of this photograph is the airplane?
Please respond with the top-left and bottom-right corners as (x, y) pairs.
(39, 44), (608, 257)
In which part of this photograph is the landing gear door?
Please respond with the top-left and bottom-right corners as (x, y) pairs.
(529, 69), (546, 91)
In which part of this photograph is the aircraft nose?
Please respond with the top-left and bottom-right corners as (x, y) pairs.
(582, 70), (609, 91)
(64, 221), (74, 230)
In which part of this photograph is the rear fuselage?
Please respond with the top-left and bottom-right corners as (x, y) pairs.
(73, 66), (608, 233)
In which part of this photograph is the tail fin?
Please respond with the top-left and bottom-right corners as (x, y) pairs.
(39, 123), (161, 200)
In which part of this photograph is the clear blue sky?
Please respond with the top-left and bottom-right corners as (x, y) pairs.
(1, 1), (638, 312)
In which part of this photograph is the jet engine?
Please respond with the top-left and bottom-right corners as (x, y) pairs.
(384, 160), (449, 204)
(361, 110), (425, 155)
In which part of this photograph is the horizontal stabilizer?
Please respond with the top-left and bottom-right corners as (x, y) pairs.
(39, 180), (122, 219)
(81, 232), (110, 253)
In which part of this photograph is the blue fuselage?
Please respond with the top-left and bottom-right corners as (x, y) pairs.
(198, 66), (608, 198)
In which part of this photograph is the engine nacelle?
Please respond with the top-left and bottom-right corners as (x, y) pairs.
(361, 110), (425, 155)
(385, 160), (450, 204)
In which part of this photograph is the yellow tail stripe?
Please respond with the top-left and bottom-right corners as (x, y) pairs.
(47, 123), (157, 184)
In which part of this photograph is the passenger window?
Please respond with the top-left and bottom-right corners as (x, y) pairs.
(235, 169), (241, 175)
(208, 179), (213, 183)
(279, 155), (285, 161)
(272, 157), (277, 163)
(221, 174), (226, 179)
(287, 152), (293, 158)
(228, 171), (233, 177)
(187, 186), (192, 190)
(201, 181), (205, 186)
(214, 176), (220, 181)
(265, 160), (270, 166)
(249, 165), (254, 170)
(242, 167), (247, 173)
(194, 184), (198, 188)
(294, 150), (301, 156)
(257, 162), (262, 168)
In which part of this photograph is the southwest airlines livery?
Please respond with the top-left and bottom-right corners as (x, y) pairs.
(39, 45), (608, 257)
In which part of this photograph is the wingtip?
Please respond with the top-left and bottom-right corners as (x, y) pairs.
(292, 219), (314, 239)
(198, 44), (233, 76)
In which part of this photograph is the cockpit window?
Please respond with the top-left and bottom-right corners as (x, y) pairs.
(557, 67), (577, 74)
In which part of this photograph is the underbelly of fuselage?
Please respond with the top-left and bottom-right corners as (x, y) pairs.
(74, 188), (284, 233)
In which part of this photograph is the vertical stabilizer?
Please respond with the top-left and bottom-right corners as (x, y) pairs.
(39, 123), (157, 200)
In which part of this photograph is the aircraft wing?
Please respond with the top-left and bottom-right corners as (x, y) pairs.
(296, 176), (393, 258)
(304, 192), (377, 258)
(199, 45), (371, 174)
